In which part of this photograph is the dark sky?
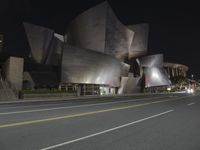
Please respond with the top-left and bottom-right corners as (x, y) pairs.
(0, 0), (200, 79)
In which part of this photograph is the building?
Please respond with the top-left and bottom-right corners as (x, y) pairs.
(0, 1), (172, 99)
(163, 62), (189, 90)
(164, 62), (188, 78)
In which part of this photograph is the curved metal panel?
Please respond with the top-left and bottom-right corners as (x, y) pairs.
(128, 24), (149, 58)
(46, 36), (64, 66)
(67, 1), (134, 60)
(61, 45), (121, 87)
(139, 54), (171, 87)
(23, 22), (54, 63)
(139, 54), (163, 68)
(144, 67), (171, 87)
(67, 2), (107, 53)
(104, 4), (134, 60)
(120, 62), (130, 77)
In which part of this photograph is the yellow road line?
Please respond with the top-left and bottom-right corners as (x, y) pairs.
(0, 94), (197, 129)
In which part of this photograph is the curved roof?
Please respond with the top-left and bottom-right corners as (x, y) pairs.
(66, 1), (135, 60)
(164, 62), (189, 71)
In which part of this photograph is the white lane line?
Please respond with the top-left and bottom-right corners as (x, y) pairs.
(40, 109), (174, 150)
(0, 96), (168, 115)
(187, 102), (195, 106)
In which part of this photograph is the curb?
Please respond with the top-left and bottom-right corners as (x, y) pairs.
(0, 93), (173, 105)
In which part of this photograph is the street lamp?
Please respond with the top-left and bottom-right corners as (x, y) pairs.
(191, 74), (194, 80)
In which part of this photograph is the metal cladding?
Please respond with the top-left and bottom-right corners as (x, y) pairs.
(120, 62), (130, 77)
(139, 54), (163, 68)
(104, 3), (134, 60)
(139, 54), (171, 87)
(67, 1), (134, 60)
(21, 2), (173, 94)
(67, 2), (107, 53)
(128, 24), (149, 58)
(143, 67), (171, 87)
(23, 22), (54, 64)
(61, 45), (121, 87)
(46, 35), (64, 66)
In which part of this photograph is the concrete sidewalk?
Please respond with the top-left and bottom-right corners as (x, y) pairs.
(0, 93), (171, 105)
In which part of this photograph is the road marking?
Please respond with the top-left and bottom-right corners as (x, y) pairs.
(0, 102), (152, 128)
(187, 102), (195, 106)
(40, 109), (174, 150)
(0, 94), (194, 129)
(0, 96), (169, 115)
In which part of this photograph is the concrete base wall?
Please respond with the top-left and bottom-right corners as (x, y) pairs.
(3, 57), (24, 92)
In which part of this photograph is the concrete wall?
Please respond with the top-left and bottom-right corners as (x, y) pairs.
(3, 57), (24, 92)
(118, 73), (142, 94)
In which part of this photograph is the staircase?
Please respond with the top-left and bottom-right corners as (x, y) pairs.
(0, 73), (17, 101)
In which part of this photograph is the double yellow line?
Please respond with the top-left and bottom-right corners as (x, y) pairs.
(0, 94), (196, 129)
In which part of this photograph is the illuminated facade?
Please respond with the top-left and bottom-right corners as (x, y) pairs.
(164, 62), (188, 78)
(63, 1), (153, 94)
(139, 54), (171, 88)
(0, 1), (171, 97)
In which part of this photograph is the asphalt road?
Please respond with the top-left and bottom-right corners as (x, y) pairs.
(0, 93), (199, 150)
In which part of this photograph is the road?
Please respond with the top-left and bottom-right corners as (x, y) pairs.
(0, 93), (199, 150)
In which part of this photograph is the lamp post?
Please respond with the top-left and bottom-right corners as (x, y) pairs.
(191, 74), (194, 80)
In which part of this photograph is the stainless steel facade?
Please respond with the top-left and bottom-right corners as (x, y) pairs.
(104, 3), (134, 60)
(24, 23), (64, 65)
(67, 1), (134, 61)
(21, 1), (172, 94)
(139, 54), (163, 68)
(67, 2), (106, 53)
(45, 35), (64, 66)
(139, 54), (171, 87)
(61, 45), (121, 87)
(23, 22), (55, 64)
(128, 24), (149, 58)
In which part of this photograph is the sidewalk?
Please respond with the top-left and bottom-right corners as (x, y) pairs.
(0, 93), (165, 105)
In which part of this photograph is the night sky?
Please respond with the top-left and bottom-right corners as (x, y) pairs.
(0, 0), (200, 79)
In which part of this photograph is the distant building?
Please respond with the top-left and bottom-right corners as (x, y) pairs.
(164, 62), (188, 78)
